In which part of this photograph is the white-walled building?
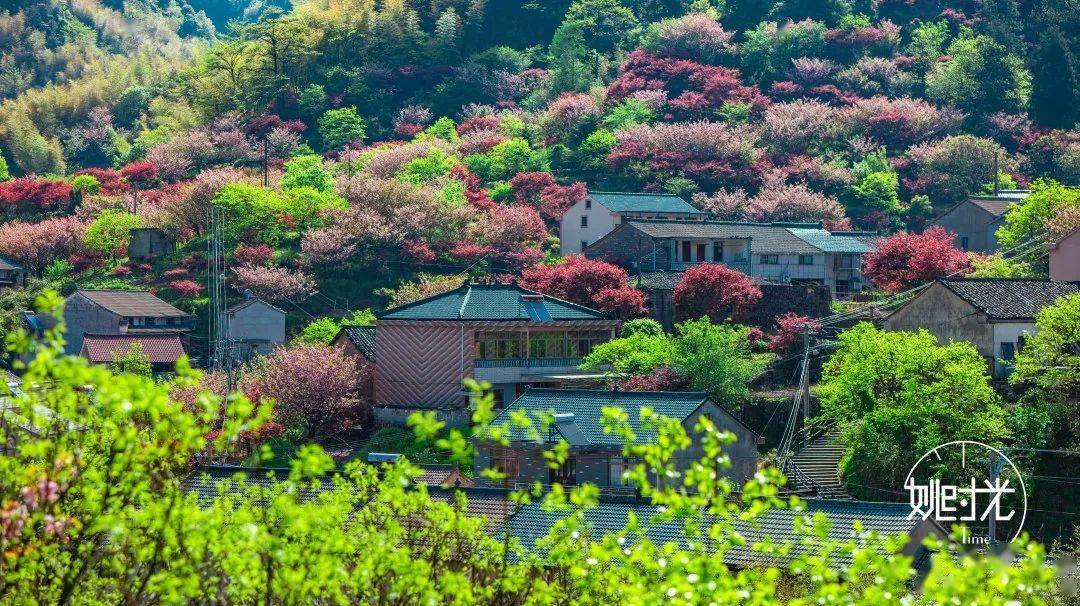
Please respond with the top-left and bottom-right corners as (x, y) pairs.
(559, 191), (706, 255)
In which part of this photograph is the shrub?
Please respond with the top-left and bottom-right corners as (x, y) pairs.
(83, 210), (143, 257)
(862, 227), (972, 292)
(521, 255), (646, 317)
(673, 263), (762, 322)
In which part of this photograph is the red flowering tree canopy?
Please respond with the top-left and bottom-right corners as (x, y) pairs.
(120, 161), (160, 189)
(862, 226), (972, 292)
(0, 178), (73, 219)
(767, 313), (822, 354)
(520, 255), (646, 317)
(673, 263), (762, 323)
(621, 366), (692, 392)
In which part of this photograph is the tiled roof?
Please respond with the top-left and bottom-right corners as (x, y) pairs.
(787, 228), (876, 254)
(623, 219), (823, 254)
(493, 388), (710, 447)
(968, 198), (1013, 216)
(81, 333), (185, 364)
(76, 289), (190, 318)
(0, 256), (25, 271)
(416, 464), (474, 488)
(338, 325), (376, 361)
(939, 278), (1080, 321)
(227, 298), (285, 315)
(380, 283), (609, 321)
(506, 497), (939, 570)
(589, 191), (704, 215)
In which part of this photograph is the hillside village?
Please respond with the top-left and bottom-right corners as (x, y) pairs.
(0, 0), (1078, 602)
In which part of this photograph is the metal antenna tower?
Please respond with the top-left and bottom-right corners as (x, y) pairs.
(207, 206), (232, 389)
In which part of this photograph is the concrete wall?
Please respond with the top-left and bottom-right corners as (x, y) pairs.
(930, 203), (998, 253)
(1050, 230), (1080, 282)
(62, 294), (120, 354)
(560, 200), (618, 255)
(228, 300), (286, 358)
(128, 228), (175, 261)
(992, 322), (1037, 377)
(885, 283), (993, 357)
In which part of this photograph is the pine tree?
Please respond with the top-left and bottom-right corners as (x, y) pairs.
(548, 20), (592, 96)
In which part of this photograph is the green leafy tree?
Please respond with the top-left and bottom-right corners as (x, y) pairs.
(927, 34), (1031, 117)
(1011, 292), (1080, 447)
(298, 83), (328, 124)
(548, 19), (593, 96)
(83, 210), (143, 257)
(109, 342), (153, 377)
(581, 331), (675, 375)
(851, 149), (901, 216)
(670, 318), (769, 408)
(602, 99), (654, 131)
(280, 154), (334, 193)
(565, 0), (639, 53)
(318, 107), (366, 151)
(578, 129), (617, 171)
(0, 154), (10, 182)
(819, 323), (1011, 500)
(996, 180), (1080, 258)
(1029, 26), (1079, 129)
(620, 317), (664, 338)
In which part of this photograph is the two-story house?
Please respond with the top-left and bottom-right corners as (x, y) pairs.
(926, 190), (1030, 253)
(885, 278), (1079, 377)
(62, 289), (196, 355)
(373, 282), (620, 425)
(559, 191), (707, 255)
(474, 388), (760, 489)
(584, 218), (877, 295)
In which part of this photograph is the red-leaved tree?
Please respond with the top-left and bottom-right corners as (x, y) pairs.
(0, 178), (73, 219)
(621, 367), (692, 392)
(520, 255), (646, 317)
(862, 227), (972, 292)
(168, 279), (203, 299)
(673, 263), (762, 322)
(767, 313), (822, 354)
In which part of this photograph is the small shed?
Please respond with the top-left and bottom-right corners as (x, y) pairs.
(0, 256), (28, 289)
(127, 228), (176, 262)
(227, 298), (286, 359)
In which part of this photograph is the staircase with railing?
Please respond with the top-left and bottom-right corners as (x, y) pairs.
(784, 428), (849, 499)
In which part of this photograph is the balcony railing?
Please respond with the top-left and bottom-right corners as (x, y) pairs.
(672, 260), (750, 274)
(474, 357), (584, 368)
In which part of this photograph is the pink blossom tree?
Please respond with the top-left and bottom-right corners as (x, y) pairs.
(232, 265), (315, 302)
(244, 343), (369, 440)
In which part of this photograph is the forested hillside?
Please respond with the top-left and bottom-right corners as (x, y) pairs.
(0, 0), (1077, 356)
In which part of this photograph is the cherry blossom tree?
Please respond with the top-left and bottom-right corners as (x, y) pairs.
(0, 216), (86, 271)
(862, 227), (972, 292)
(673, 263), (762, 322)
(642, 13), (734, 63)
(521, 255), (646, 317)
(761, 99), (836, 154)
(168, 279), (203, 299)
(509, 172), (587, 220)
(244, 343), (369, 441)
(232, 244), (274, 266)
(232, 265), (315, 302)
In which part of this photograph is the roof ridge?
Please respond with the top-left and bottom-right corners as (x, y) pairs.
(627, 217), (823, 228)
(589, 191), (683, 197)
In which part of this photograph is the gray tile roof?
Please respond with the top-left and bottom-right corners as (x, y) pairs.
(0, 256), (25, 271)
(787, 228), (876, 254)
(379, 283), (609, 321)
(338, 325), (376, 361)
(506, 497), (938, 570)
(76, 289), (191, 318)
(589, 191), (704, 215)
(493, 388), (710, 447)
(968, 198), (1014, 216)
(227, 298), (285, 315)
(624, 220), (825, 254)
(939, 278), (1079, 321)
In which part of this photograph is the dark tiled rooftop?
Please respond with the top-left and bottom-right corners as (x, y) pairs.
(379, 283), (609, 322)
(939, 278), (1079, 320)
(588, 191), (705, 215)
(338, 325), (376, 361)
(75, 289), (190, 318)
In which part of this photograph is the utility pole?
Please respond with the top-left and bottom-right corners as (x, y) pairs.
(207, 206), (232, 390)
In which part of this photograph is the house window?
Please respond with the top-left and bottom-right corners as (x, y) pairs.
(681, 241), (691, 262)
(712, 242), (723, 262)
(569, 330), (610, 357)
(1017, 334), (1027, 353)
(1001, 342), (1016, 361)
(760, 254), (779, 265)
(695, 243), (706, 263)
(585, 198), (591, 209)
(836, 254), (855, 269)
(960, 236), (969, 250)
(836, 280), (850, 294)
(798, 254), (814, 265)
(550, 457), (577, 486)
(610, 456), (634, 486)
(580, 215), (588, 228)
(475, 331), (524, 359)
(580, 241), (589, 252)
